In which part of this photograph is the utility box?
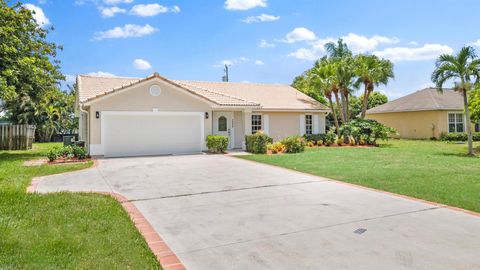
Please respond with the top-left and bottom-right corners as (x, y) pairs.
(63, 135), (75, 146)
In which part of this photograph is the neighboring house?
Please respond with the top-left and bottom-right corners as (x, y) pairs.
(366, 88), (480, 139)
(76, 73), (328, 157)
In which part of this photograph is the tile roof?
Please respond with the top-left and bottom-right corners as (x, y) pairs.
(367, 88), (464, 114)
(77, 73), (328, 110)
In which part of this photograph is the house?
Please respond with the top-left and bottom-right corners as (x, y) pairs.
(76, 72), (329, 157)
(366, 88), (480, 139)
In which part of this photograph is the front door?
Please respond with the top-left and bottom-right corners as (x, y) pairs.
(213, 112), (234, 149)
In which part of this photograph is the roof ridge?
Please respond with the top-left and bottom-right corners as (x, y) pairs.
(175, 81), (260, 105)
(179, 79), (290, 87)
(78, 74), (142, 79)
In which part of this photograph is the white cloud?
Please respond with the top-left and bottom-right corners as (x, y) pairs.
(287, 48), (319, 61)
(408, 41), (419, 46)
(214, 57), (250, 67)
(468, 39), (480, 47)
(93, 24), (158, 40)
(373, 44), (454, 62)
(88, 71), (116, 77)
(224, 0), (267, 10)
(281, 27), (316, 43)
(130, 4), (168, 17)
(23, 4), (50, 26)
(242, 13), (279, 23)
(171, 5), (181, 13)
(64, 74), (76, 85)
(103, 0), (133, 4)
(133, 59), (152, 70)
(254, 60), (264, 65)
(341, 33), (399, 53)
(259, 39), (275, 48)
(100, 6), (126, 17)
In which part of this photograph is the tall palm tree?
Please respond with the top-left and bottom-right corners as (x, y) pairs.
(432, 46), (480, 155)
(309, 58), (341, 133)
(325, 39), (354, 122)
(354, 54), (394, 119)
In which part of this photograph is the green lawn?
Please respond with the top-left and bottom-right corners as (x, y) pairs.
(240, 140), (480, 213)
(0, 143), (160, 269)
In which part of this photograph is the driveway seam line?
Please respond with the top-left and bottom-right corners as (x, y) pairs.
(128, 180), (321, 202)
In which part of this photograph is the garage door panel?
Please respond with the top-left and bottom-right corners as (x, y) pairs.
(103, 113), (202, 157)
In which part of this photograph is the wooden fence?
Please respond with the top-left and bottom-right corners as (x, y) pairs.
(0, 124), (36, 150)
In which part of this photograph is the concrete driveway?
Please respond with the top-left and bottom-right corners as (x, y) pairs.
(36, 154), (480, 270)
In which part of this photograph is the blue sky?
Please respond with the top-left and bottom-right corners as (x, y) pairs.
(24, 0), (480, 99)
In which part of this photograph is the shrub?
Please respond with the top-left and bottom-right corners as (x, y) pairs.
(46, 145), (88, 161)
(306, 141), (315, 148)
(206, 135), (229, 153)
(440, 132), (480, 142)
(303, 134), (326, 145)
(325, 130), (337, 146)
(267, 142), (285, 154)
(339, 119), (397, 145)
(72, 146), (87, 160)
(336, 136), (344, 146)
(47, 147), (60, 162)
(245, 131), (273, 154)
(281, 136), (305, 153)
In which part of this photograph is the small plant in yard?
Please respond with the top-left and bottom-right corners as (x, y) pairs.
(267, 142), (286, 154)
(47, 145), (88, 162)
(245, 131), (273, 154)
(325, 130), (337, 146)
(336, 136), (344, 146)
(306, 141), (315, 148)
(206, 135), (229, 153)
(303, 134), (326, 145)
(281, 136), (305, 153)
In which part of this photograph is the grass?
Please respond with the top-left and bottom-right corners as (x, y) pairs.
(240, 140), (480, 213)
(0, 143), (160, 269)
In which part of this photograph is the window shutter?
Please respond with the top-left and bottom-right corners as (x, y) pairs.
(299, 115), (306, 135)
(313, 115), (319, 134)
(263, 114), (269, 135)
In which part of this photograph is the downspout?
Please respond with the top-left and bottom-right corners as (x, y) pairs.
(79, 103), (90, 154)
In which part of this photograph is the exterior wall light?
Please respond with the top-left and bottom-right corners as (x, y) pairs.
(96, 111), (100, 119)
(205, 112), (209, 119)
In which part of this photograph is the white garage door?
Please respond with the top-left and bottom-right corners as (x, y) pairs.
(102, 112), (203, 157)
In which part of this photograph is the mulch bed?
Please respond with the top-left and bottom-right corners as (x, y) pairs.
(23, 158), (91, 167)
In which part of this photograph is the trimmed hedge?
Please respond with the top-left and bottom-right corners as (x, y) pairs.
(206, 135), (229, 153)
(439, 132), (480, 142)
(47, 145), (87, 162)
(245, 132), (273, 154)
(281, 136), (305, 153)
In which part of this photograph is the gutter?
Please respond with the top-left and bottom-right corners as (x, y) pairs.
(79, 102), (90, 153)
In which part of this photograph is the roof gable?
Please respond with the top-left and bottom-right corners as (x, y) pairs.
(367, 88), (463, 114)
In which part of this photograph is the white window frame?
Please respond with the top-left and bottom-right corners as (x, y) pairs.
(447, 112), (465, 133)
(251, 114), (262, 134)
(305, 114), (313, 135)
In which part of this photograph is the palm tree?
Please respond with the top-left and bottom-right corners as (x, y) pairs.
(354, 54), (394, 119)
(309, 58), (341, 134)
(325, 39), (354, 122)
(432, 46), (480, 155)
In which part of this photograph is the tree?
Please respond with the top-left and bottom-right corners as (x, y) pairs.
(431, 46), (480, 156)
(350, 92), (388, 119)
(353, 54), (394, 119)
(325, 39), (355, 122)
(308, 58), (341, 134)
(0, 1), (64, 124)
(292, 73), (327, 105)
(469, 88), (480, 125)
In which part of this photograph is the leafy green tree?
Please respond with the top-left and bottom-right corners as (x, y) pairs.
(292, 73), (327, 105)
(353, 54), (394, 119)
(0, 1), (64, 124)
(350, 92), (388, 119)
(469, 88), (480, 125)
(431, 46), (480, 156)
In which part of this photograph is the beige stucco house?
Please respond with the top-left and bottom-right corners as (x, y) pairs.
(366, 88), (479, 139)
(75, 73), (329, 157)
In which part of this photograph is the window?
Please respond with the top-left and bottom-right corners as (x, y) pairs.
(218, 116), (227, 132)
(448, 113), (465, 133)
(305, 115), (313, 135)
(251, 114), (262, 134)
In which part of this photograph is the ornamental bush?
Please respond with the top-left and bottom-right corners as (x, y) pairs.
(340, 119), (397, 145)
(324, 130), (337, 146)
(267, 142), (286, 154)
(245, 131), (273, 154)
(439, 132), (480, 142)
(281, 136), (305, 153)
(206, 135), (229, 153)
(46, 145), (88, 161)
(303, 134), (326, 145)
